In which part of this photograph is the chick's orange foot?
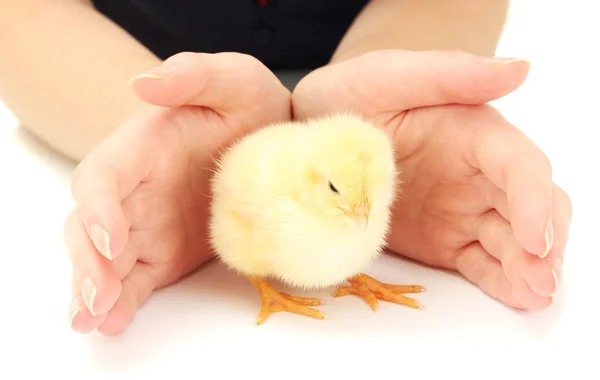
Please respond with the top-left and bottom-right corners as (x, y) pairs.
(334, 273), (425, 311)
(247, 276), (325, 325)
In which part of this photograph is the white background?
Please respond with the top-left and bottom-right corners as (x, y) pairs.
(1, 2), (598, 379)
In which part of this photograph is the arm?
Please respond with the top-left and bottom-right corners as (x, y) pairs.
(330, 0), (510, 62)
(0, 0), (162, 161)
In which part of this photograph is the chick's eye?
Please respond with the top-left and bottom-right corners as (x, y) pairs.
(328, 180), (339, 194)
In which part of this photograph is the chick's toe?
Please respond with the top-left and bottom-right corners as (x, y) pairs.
(247, 276), (325, 325)
(334, 273), (425, 311)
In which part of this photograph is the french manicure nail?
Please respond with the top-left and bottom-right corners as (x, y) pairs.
(128, 65), (170, 85)
(69, 296), (84, 330)
(81, 277), (98, 316)
(540, 220), (554, 258)
(549, 269), (560, 297)
(128, 73), (165, 85)
(483, 57), (529, 65)
(90, 224), (112, 260)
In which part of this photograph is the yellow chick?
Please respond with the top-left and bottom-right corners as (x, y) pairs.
(208, 112), (425, 324)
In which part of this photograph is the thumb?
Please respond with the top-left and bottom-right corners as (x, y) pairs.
(293, 49), (530, 117)
(128, 52), (291, 119)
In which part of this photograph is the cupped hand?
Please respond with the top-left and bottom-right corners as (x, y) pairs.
(66, 52), (291, 335)
(292, 50), (572, 310)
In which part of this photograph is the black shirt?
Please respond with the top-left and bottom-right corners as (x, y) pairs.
(92, 0), (369, 70)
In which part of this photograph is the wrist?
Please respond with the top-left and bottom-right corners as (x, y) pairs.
(330, 0), (509, 62)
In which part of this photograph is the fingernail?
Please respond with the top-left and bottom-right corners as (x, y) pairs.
(549, 269), (560, 297)
(549, 255), (563, 296)
(90, 224), (112, 260)
(483, 57), (529, 65)
(128, 65), (169, 85)
(69, 296), (84, 330)
(81, 277), (98, 316)
(540, 220), (554, 258)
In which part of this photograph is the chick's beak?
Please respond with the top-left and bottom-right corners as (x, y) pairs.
(350, 202), (370, 230)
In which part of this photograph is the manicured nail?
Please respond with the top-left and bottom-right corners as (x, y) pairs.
(540, 220), (554, 258)
(69, 296), (84, 330)
(128, 65), (170, 85)
(549, 255), (563, 296)
(483, 57), (529, 65)
(81, 277), (98, 316)
(90, 224), (112, 260)
(550, 269), (560, 297)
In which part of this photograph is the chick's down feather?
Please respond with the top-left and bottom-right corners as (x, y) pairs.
(208, 112), (425, 324)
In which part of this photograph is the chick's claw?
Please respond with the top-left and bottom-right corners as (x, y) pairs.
(247, 276), (325, 325)
(334, 273), (425, 311)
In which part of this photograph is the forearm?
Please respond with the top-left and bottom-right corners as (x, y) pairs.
(0, 0), (161, 161)
(331, 0), (509, 62)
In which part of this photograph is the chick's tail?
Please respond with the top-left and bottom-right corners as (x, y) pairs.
(247, 276), (325, 325)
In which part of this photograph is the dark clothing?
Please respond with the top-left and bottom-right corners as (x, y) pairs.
(92, 0), (369, 70)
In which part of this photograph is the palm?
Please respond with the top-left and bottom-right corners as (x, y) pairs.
(117, 108), (238, 288)
(382, 105), (497, 269)
(293, 50), (570, 310)
(67, 52), (292, 335)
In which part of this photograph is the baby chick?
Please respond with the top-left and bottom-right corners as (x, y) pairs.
(208, 113), (425, 324)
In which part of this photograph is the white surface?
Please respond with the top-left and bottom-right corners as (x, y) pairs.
(1, 2), (599, 379)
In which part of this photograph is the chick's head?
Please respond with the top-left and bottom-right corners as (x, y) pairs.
(300, 113), (398, 230)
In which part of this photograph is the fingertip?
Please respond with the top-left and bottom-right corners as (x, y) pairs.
(90, 224), (113, 260)
(510, 190), (553, 258)
(128, 53), (205, 107)
(512, 219), (551, 259)
(67, 213), (125, 317)
(82, 275), (123, 317)
(435, 52), (531, 104)
(541, 220), (554, 258)
(521, 294), (553, 311)
(481, 57), (530, 74)
(69, 299), (108, 334)
(82, 211), (129, 262)
(510, 265), (553, 310)
(72, 174), (131, 261)
(96, 308), (129, 336)
(520, 256), (556, 298)
(129, 73), (179, 107)
(128, 72), (166, 87)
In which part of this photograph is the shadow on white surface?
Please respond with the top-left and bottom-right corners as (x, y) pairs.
(79, 253), (568, 369)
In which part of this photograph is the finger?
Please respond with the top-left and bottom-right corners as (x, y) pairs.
(129, 52), (291, 122)
(64, 211), (123, 316)
(69, 277), (108, 334)
(69, 296), (108, 334)
(70, 108), (162, 260)
(490, 183), (572, 275)
(293, 49), (530, 118)
(455, 242), (525, 310)
(477, 210), (553, 309)
(463, 105), (553, 257)
(96, 262), (157, 336)
(534, 184), (572, 291)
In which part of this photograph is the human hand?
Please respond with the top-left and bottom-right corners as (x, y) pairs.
(293, 50), (572, 310)
(66, 52), (291, 334)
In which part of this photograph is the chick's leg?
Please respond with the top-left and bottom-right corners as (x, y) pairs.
(334, 273), (425, 311)
(247, 276), (325, 325)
